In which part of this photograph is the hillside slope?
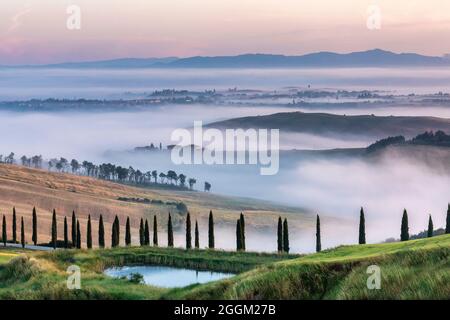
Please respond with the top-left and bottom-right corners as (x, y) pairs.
(208, 112), (450, 138)
(0, 164), (316, 247)
(178, 234), (450, 300)
(0, 235), (447, 299)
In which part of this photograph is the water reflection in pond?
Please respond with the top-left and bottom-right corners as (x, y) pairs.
(104, 265), (234, 288)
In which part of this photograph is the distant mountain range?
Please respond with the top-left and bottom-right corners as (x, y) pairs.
(4, 49), (450, 69)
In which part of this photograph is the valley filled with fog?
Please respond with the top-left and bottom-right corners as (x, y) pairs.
(1, 67), (449, 250)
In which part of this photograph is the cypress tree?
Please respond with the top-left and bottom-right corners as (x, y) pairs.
(446, 204), (450, 234)
(316, 214), (321, 252)
(186, 212), (192, 249)
(283, 218), (289, 254)
(98, 215), (105, 248)
(115, 216), (120, 247)
(12, 207), (17, 243)
(277, 217), (283, 253)
(112, 215), (120, 247)
(427, 215), (433, 238)
(167, 213), (174, 247)
(139, 218), (144, 246)
(71, 211), (77, 248)
(32, 207), (37, 245)
(76, 220), (81, 249)
(208, 210), (215, 249)
(401, 209), (409, 241)
(359, 207), (366, 245)
(236, 219), (242, 251)
(20, 217), (25, 248)
(64, 217), (68, 248)
(144, 219), (150, 245)
(111, 218), (116, 247)
(125, 217), (131, 246)
(87, 215), (93, 249)
(51, 209), (57, 249)
(195, 220), (199, 249)
(240, 213), (246, 251)
(153, 215), (158, 246)
(2, 215), (6, 246)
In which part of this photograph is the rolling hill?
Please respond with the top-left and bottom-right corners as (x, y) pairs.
(0, 164), (318, 248)
(207, 112), (450, 138)
(180, 234), (450, 299)
(0, 234), (448, 299)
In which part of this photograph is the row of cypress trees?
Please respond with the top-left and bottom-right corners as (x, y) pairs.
(1, 207), (39, 248)
(358, 206), (450, 244)
(2, 205), (450, 251)
(1, 207), (219, 250)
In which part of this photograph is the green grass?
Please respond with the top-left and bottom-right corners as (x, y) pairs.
(0, 252), (19, 264)
(0, 246), (296, 299)
(0, 235), (448, 300)
(42, 246), (299, 274)
(177, 235), (450, 300)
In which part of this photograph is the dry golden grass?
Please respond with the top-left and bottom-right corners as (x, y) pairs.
(0, 164), (326, 247)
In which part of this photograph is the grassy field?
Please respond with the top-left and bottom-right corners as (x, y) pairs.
(0, 246), (297, 299)
(0, 251), (18, 264)
(0, 164), (328, 249)
(179, 234), (450, 300)
(0, 234), (448, 300)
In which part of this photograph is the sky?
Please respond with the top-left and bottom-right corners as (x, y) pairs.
(1, 0), (450, 65)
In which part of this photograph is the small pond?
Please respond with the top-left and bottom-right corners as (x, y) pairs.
(104, 265), (234, 288)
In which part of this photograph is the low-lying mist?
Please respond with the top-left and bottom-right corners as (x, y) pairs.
(3, 67), (450, 100)
(0, 104), (449, 252)
(278, 153), (450, 243)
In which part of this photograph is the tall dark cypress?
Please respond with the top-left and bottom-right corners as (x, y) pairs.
(71, 211), (77, 248)
(76, 220), (81, 249)
(115, 216), (120, 247)
(144, 219), (150, 245)
(446, 204), (450, 234)
(32, 207), (37, 245)
(51, 209), (57, 249)
(186, 212), (192, 249)
(208, 210), (215, 249)
(167, 213), (174, 247)
(236, 219), (242, 251)
(240, 213), (246, 251)
(139, 218), (144, 246)
(111, 218), (116, 247)
(401, 209), (409, 241)
(277, 217), (283, 253)
(316, 214), (322, 252)
(98, 215), (105, 248)
(195, 220), (199, 249)
(64, 217), (68, 248)
(283, 218), (289, 254)
(112, 215), (120, 247)
(2, 215), (7, 246)
(427, 215), (433, 238)
(359, 207), (366, 245)
(20, 217), (25, 248)
(12, 207), (17, 243)
(87, 215), (93, 249)
(125, 217), (131, 246)
(153, 215), (158, 246)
